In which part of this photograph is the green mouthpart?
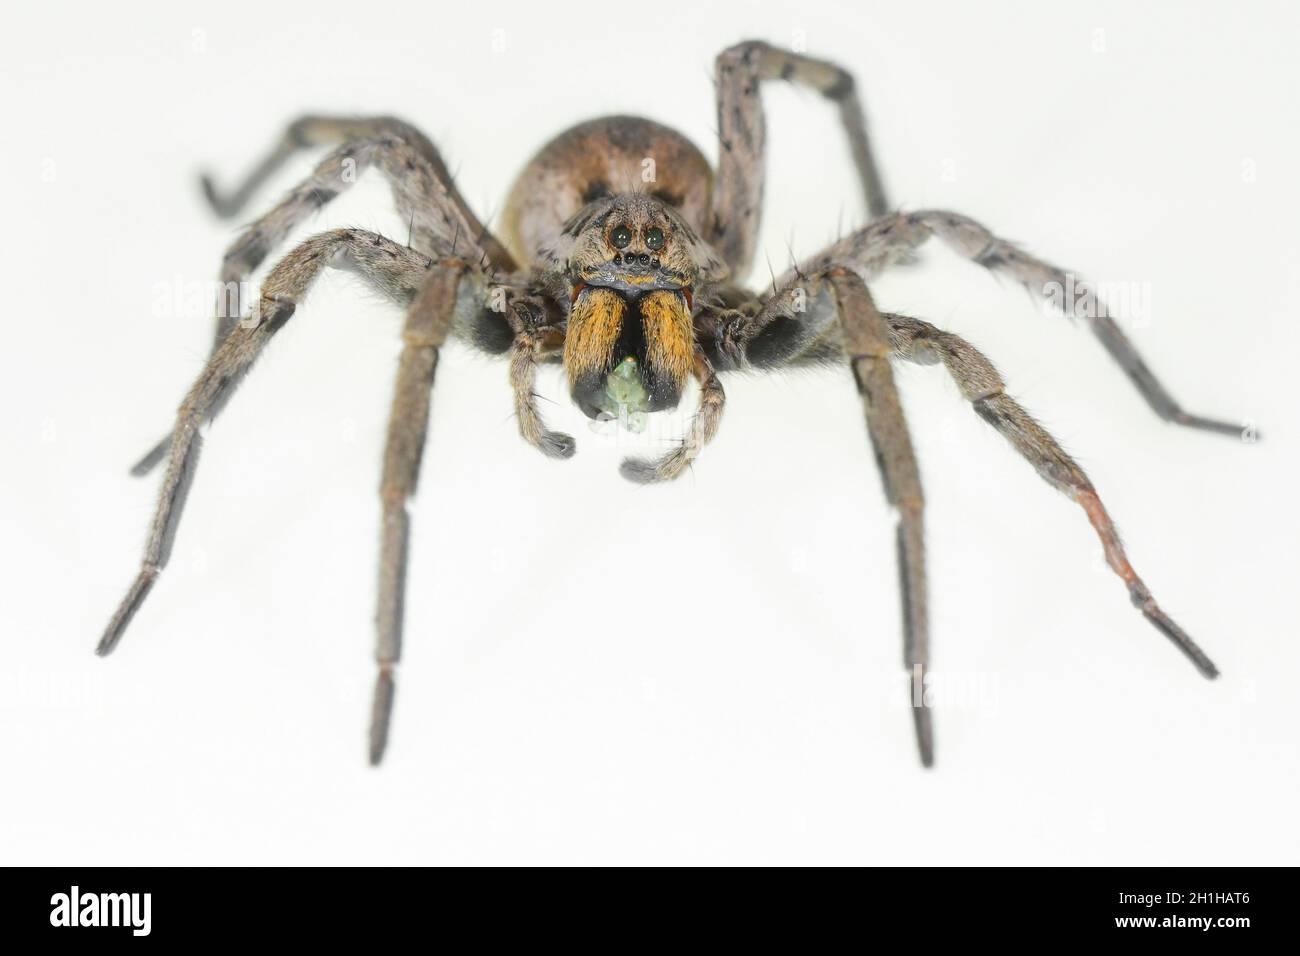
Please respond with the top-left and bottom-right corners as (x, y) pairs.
(598, 356), (650, 432)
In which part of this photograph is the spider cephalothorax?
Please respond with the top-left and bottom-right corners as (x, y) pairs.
(550, 193), (725, 420)
(101, 41), (1246, 767)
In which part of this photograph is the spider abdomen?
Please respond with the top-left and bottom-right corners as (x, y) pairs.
(501, 115), (712, 268)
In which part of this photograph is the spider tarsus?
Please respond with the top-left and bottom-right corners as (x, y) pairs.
(909, 662), (935, 768)
(539, 431), (577, 460)
(1174, 411), (1258, 441)
(912, 702), (935, 769)
(199, 173), (239, 219)
(368, 667), (396, 766)
(618, 456), (664, 484)
(96, 567), (159, 657)
(129, 437), (169, 477)
(1138, 600), (1220, 679)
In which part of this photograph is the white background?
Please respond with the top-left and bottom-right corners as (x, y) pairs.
(2, 0), (1296, 865)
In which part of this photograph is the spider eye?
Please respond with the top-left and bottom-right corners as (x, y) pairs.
(610, 225), (632, 249)
(645, 227), (665, 251)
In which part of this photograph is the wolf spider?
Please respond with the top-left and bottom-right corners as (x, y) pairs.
(100, 41), (1243, 766)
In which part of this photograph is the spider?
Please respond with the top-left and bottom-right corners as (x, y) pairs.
(99, 40), (1244, 767)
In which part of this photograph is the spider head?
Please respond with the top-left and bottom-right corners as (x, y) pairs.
(552, 194), (726, 422)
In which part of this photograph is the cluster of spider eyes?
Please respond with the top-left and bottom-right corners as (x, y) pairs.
(610, 224), (666, 251)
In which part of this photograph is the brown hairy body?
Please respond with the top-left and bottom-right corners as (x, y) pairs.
(100, 41), (1247, 767)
